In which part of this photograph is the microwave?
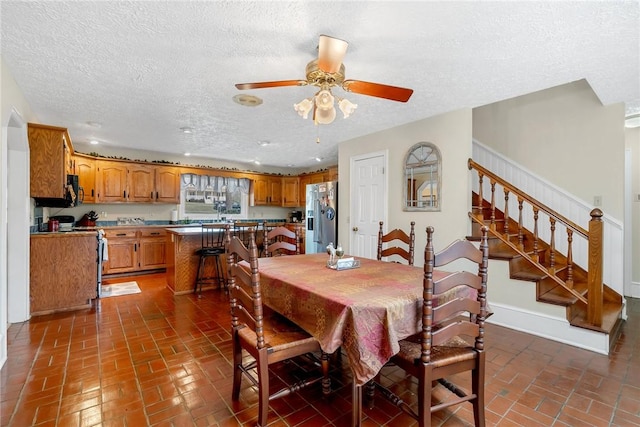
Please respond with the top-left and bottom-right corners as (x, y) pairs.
(34, 174), (83, 208)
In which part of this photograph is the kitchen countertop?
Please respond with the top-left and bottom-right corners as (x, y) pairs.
(31, 231), (99, 237)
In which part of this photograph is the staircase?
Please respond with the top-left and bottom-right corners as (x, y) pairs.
(468, 159), (624, 352)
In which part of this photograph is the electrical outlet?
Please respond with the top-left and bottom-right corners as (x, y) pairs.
(593, 195), (602, 206)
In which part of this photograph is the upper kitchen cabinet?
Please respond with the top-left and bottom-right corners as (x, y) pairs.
(74, 154), (96, 203)
(128, 164), (155, 202)
(253, 175), (282, 206)
(95, 160), (128, 202)
(95, 160), (180, 204)
(298, 167), (338, 206)
(28, 123), (73, 198)
(282, 177), (299, 207)
(154, 167), (181, 203)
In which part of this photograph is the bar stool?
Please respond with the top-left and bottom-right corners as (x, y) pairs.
(194, 223), (226, 297)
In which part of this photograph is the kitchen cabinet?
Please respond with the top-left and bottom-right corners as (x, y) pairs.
(253, 176), (282, 206)
(75, 154), (96, 203)
(102, 227), (167, 275)
(96, 160), (128, 203)
(95, 161), (180, 204)
(30, 232), (98, 315)
(154, 167), (181, 203)
(282, 177), (300, 207)
(28, 123), (73, 199)
(298, 167), (338, 206)
(102, 229), (138, 274)
(128, 164), (155, 202)
(139, 228), (167, 270)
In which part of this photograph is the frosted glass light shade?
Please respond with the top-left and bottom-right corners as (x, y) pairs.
(294, 98), (313, 119)
(315, 106), (336, 124)
(338, 98), (358, 118)
(315, 90), (335, 110)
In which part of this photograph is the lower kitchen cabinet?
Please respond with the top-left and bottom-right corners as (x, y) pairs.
(30, 232), (98, 315)
(139, 228), (167, 270)
(103, 227), (167, 275)
(103, 230), (138, 274)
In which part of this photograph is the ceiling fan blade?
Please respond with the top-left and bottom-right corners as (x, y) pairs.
(342, 80), (414, 102)
(318, 35), (348, 74)
(235, 80), (307, 90)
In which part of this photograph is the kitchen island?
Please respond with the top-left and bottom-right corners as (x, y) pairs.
(165, 226), (228, 295)
(30, 231), (98, 315)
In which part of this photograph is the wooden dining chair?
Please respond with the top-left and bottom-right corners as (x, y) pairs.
(374, 225), (489, 427)
(233, 220), (264, 256)
(377, 220), (416, 265)
(225, 226), (331, 427)
(264, 225), (300, 257)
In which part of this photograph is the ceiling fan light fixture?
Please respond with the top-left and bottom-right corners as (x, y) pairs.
(315, 89), (335, 110)
(294, 98), (313, 119)
(314, 105), (336, 124)
(338, 98), (358, 118)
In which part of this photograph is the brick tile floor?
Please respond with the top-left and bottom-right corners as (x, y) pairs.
(1, 273), (638, 426)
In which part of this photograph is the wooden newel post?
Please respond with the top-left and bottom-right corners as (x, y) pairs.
(587, 208), (603, 327)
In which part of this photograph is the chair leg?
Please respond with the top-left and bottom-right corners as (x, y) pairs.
(321, 351), (331, 396)
(194, 255), (206, 297)
(231, 332), (243, 401)
(257, 354), (270, 427)
(473, 354), (486, 427)
(214, 255), (226, 293)
(417, 365), (433, 427)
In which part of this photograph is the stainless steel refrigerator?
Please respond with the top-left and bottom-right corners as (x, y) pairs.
(305, 181), (338, 254)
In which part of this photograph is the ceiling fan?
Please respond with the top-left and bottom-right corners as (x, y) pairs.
(235, 35), (414, 124)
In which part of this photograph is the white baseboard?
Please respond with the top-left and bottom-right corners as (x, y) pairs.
(486, 302), (610, 355)
(631, 281), (640, 298)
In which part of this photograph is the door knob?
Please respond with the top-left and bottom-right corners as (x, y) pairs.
(352, 227), (358, 232)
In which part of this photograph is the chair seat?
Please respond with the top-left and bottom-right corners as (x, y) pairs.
(237, 311), (318, 352)
(396, 335), (477, 368)
(196, 247), (225, 256)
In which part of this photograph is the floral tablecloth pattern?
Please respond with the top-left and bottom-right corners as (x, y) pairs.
(254, 253), (450, 385)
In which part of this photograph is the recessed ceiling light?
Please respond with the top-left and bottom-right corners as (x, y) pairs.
(257, 140), (270, 146)
(86, 121), (102, 128)
(254, 160), (261, 165)
(286, 164), (295, 167)
(233, 94), (263, 107)
(315, 157), (322, 162)
(89, 139), (99, 145)
(180, 127), (193, 134)
(184, 152), (191, 156)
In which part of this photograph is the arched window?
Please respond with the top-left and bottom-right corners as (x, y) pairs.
(403, 142), (441, 211)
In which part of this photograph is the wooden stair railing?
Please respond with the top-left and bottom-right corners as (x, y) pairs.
(468, 159), (621, 332)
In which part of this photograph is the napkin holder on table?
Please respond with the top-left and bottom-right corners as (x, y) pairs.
(327, 257), (360, 270)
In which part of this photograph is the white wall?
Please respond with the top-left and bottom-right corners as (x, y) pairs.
(473, 79), (626, 221)
(626, 126), (640, 286)
(338, 109), (473, 260)
(1, 57), (38, 368)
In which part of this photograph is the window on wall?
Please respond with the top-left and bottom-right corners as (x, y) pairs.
(180, 174), (249, 219)
(404, 142), (441, 211)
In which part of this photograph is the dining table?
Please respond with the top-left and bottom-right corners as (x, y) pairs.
(252, 253), (454, 426)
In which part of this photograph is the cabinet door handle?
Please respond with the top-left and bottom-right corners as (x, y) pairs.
(123, 191), (126, 198)
(116, 233), (126, 236)
(156, 191), (158, 200)
(151, 232), (160, 236)
(151, 191), (153, 199)
(134, 243), (137, 251)
(91, 189), (94, 197)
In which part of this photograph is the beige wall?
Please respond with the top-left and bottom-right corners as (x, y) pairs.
(338, 109), (473, 261)
(626, 126), (640, 283)
(473, 79), (625, 221)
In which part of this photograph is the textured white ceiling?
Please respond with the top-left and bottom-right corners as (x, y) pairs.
(2, 1), (639, 169)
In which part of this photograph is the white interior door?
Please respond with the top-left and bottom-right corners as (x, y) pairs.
(350, 151), (387, 259)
